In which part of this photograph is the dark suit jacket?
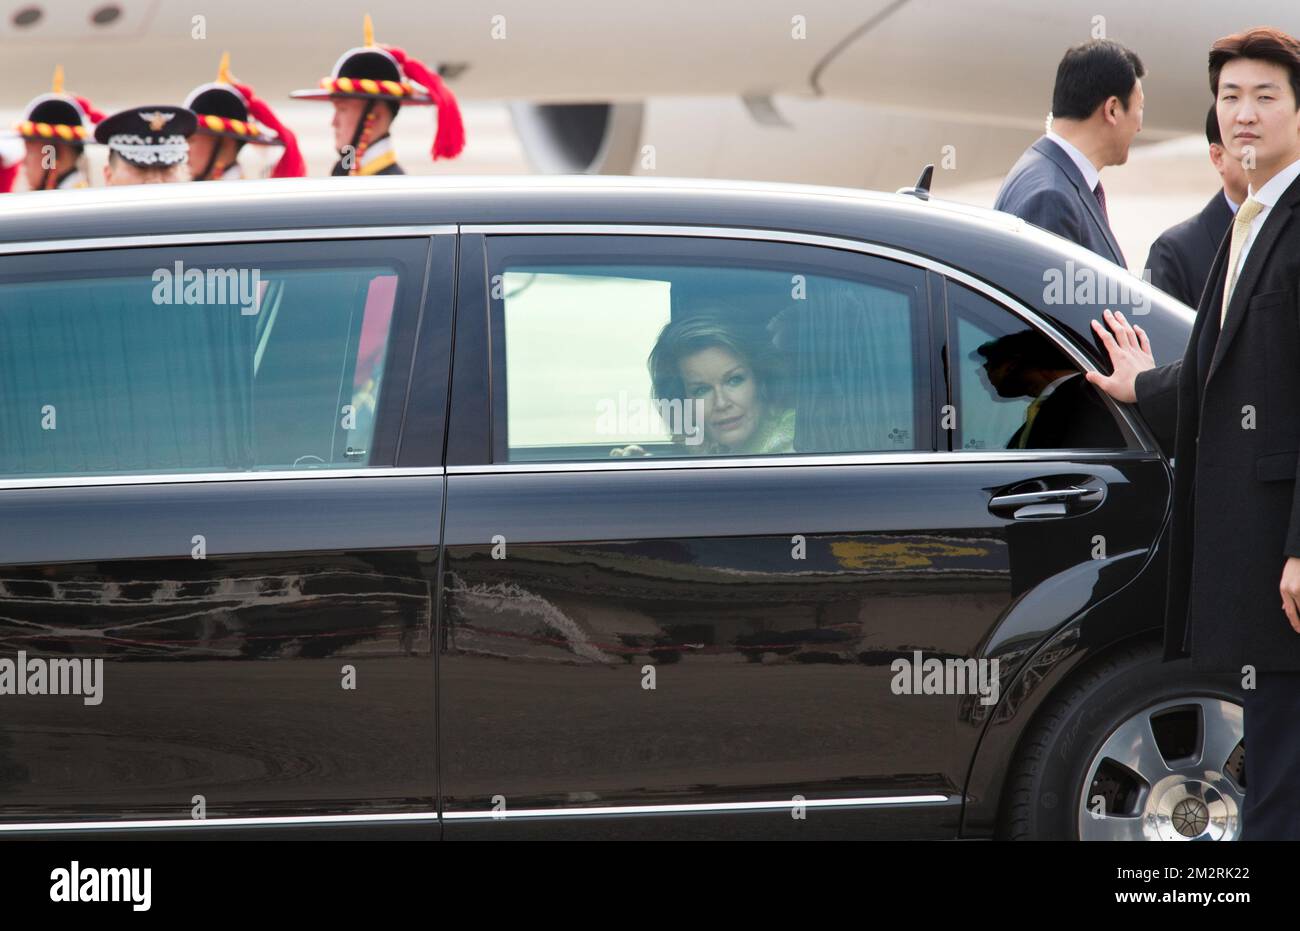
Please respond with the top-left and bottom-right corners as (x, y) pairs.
(1147, 191), (1234, 307)
(1007, 373), (1127, 449)
(993, 136), (1126, 267)
(1134, 169), (1300, 672)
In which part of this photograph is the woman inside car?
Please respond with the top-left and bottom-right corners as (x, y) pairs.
(614, 311), (794, 457)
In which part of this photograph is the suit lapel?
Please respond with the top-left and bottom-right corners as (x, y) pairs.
(1198, 191), (1232, 256)
(1207, 182), (1300, 382)
(1185, 232), (1230, 405)
(1034, 137), (1125, 266)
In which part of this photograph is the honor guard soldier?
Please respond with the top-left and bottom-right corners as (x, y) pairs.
(184, 53), (305, 181)
(94, 105), (197, 186)
(291, 15), (465, 175)
(1, 66), (104, 193)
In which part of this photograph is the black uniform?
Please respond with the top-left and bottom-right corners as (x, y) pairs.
(1146, 190), (1234, 307)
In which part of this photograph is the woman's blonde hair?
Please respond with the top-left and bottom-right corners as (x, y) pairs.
(647, 309), (790, 416)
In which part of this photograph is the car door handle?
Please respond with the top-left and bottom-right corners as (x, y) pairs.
(988, 487), (1092, 508)
(988, 485), (1102, 520)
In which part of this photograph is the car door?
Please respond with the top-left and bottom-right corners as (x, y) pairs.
(436, 227), (1166, 840)
(0, 229), (454, 837)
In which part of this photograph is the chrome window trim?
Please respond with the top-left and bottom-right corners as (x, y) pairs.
(448, 449), (1158, 476)
(442, 794), (955, 820)
(466, 223), (1158, 461)
(0, 466), (445, 492)
(0, 225), (456, 255)
(0, 812), (441, 833)
(0, 793), (954, 832)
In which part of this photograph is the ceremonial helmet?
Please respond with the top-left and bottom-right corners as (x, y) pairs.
(184, 53), (305, 178)
(1, 67), (104, 191)
(290, 15), (465, 161)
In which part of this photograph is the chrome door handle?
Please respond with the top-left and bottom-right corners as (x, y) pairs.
(988, 487), (1093, 509)
(988, 483), (1104, 520)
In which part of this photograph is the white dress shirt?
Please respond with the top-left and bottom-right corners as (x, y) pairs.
(1046, 130), (1101, 192)
(1224, 190), (1240, 215)
(1228, 155), (1300, 283)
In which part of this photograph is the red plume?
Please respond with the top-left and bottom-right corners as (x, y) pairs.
(74, 97), (105, 124)
(233, 82), (307, 178)
(383, 46), (466, 160)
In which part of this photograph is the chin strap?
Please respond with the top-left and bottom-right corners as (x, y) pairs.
(195, 142), (225, 181)
(39, 145), (77, 190)
(382, 45), (465, 160)
(343, 100), (379, 175)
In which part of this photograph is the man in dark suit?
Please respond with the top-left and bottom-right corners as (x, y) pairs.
(995, 39), (1144, 268)
(1009, 373), (1124, 449)
(972, 331), (1125, 449)
(1086, 27), (1300, 840)
(1147, 106), (1250, 306)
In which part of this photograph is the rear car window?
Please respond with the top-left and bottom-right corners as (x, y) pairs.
(489, 236), (931, 463)
(0, 246), (408, 478)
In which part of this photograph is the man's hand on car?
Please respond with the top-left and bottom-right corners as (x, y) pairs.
(1085, 308), (1156, 404)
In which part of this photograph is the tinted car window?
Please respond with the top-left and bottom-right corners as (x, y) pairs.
(488, 235), (931, 462)
(0, 239), (426, 478)
(946, 281), (1130, 451)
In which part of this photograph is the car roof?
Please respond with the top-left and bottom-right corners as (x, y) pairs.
(0, 173), (1032, 247)
(0, 174), (1190, 342)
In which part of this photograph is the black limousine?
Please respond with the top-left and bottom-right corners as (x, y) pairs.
(0, 176), (1238, 841)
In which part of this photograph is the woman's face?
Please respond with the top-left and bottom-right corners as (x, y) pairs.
(679, 346), (764, 449)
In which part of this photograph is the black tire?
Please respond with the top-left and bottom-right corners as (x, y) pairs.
(998, 641), (1244, 840)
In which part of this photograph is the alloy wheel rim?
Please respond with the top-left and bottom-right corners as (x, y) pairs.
(1076, 696), (1244, 841)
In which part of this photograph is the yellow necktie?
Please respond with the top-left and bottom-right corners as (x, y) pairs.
(1017, 394), (1046, 448)
(1221, 197), (1265, 326)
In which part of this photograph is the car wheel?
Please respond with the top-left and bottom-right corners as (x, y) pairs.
(999, 643), (1245, 840)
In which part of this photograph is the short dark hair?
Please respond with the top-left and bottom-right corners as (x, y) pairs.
(1205, 104), (1223, 146)
(1051, 39), (1146, 120)
(1209, 27), (1300, 108)
(974, 330), (1072, 371)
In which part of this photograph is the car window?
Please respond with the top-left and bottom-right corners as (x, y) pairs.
(946, 281), (1130, 451)
(0, 240), (424, 478)
(488, 236), (931, 463)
